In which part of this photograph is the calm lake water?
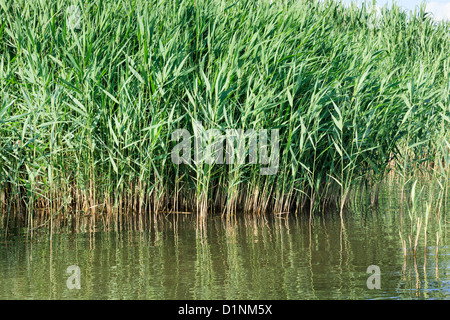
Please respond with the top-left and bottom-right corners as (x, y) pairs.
(0, 202), (448, 300)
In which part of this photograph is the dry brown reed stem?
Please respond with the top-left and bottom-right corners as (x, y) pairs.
(436, 231), (439, 256)
(402, 239), (407, 258)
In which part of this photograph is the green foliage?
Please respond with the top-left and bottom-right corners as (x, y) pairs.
(0, 0), (449, 228)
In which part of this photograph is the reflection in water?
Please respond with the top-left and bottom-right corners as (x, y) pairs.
(0, 212), (448, 299)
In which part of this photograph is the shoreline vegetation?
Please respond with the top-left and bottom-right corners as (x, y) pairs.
(0, 0), (449, 234)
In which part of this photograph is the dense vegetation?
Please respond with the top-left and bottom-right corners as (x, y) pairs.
(0, 0), (449, 231)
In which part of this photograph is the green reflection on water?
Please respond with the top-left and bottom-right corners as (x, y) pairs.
(0, 212), (448, 300)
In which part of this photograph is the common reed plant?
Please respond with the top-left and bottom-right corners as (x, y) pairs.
(0, 0), (449, 232)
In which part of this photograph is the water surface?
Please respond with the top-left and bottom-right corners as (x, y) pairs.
(0, 208), (448, 300)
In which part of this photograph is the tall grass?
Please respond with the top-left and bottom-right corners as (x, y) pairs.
(0, 0), (449, 232)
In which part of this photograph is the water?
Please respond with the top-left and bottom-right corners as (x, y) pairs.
(0, 209), (448, 300)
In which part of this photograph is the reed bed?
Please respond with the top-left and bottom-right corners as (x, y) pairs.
(0, 0), (449, 232)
